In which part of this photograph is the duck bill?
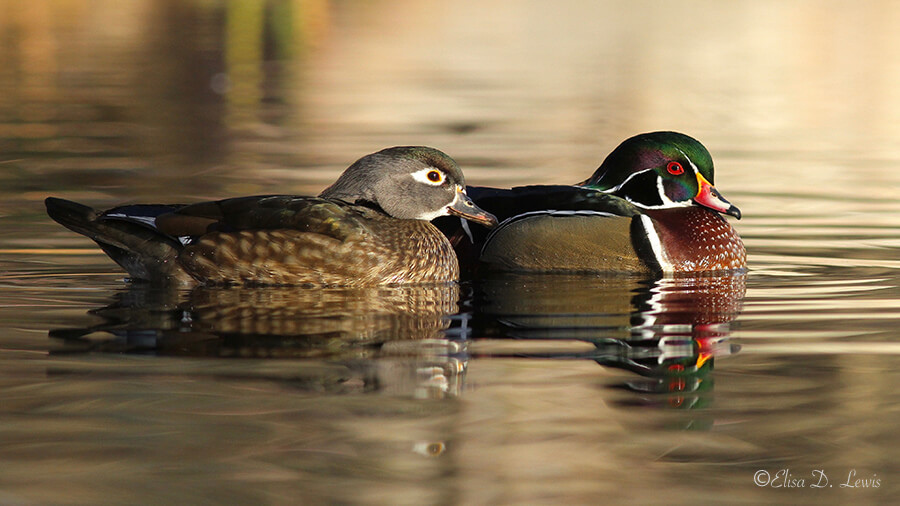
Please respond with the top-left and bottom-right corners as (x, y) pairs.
(694, 174), (742, 219)
(446, 188), (498, 227)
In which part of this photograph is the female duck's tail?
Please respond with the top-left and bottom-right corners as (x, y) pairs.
(45, 197), (189, 284)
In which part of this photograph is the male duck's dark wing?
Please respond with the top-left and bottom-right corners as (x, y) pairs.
(466, 185), (641, 222)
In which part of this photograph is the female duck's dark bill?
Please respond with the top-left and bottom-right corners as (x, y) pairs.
(447, 189), (498, 227)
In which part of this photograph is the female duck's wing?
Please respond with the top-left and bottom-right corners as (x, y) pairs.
(46, 196), (382, 285)
(154, 195), (375, 242)
(160, 196), (407, 285)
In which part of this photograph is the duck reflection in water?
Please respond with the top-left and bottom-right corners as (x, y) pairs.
(468, 272), (745, 419)
(50, 271), (744, 414)
(50, 284), (468, 399)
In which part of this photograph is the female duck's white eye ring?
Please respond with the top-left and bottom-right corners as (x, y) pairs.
(412, 167), (446, 186)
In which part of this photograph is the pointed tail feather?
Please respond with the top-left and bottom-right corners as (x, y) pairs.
(45, 197), (190, 283)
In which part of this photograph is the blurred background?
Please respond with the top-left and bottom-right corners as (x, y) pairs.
(3, 0), (900, 204)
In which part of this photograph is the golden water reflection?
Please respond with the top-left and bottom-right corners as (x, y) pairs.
(47, 272), (744, 414)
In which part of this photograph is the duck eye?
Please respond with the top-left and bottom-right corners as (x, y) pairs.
(666, 161), (685, 175)
(412, 167), (448, 186)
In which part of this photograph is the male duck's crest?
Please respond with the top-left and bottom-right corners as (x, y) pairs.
(579, 131), (741, 219)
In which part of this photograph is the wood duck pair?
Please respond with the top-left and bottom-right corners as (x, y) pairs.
(46, 132), (746, 286)
(441, 131), (746, 275)
(46, 147), (497, 286)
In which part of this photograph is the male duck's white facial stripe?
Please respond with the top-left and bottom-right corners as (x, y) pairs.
(410, 166), (445, 186)
(651, 177), (696, 209)
(672, 146), (700, 174)
(639, 148), (698, 210)
(619, 181), (691, 210)
(581, 159), (701, 210)
(638, 214), (675, 273)
(631, 198), (692, 210)
(592, 167), (686, 210)
(656, 177), (676, 206)
(600, 167), (655, 193)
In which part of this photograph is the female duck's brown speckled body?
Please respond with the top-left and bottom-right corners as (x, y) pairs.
(176, 198), (461, 286)
(46, 146), (497, 286)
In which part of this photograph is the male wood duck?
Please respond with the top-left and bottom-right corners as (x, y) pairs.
(46, 146), (498, 286)
(440, 132), (746, 275)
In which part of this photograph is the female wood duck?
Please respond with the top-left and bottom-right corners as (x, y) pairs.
(441, 132), (746, 275)
(46, 146), (498, 286)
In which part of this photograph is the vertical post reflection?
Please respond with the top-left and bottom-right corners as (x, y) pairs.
(224, 0), (264, 127)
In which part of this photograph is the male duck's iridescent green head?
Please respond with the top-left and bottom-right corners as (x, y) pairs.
(579, 131), (741, 219)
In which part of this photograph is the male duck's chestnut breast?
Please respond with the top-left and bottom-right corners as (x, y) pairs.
(644, 207), (746, 273)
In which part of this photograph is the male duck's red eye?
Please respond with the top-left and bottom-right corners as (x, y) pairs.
(666, 161), (685, 175)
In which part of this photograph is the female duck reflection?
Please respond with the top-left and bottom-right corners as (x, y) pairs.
(50, 283), (469, 398)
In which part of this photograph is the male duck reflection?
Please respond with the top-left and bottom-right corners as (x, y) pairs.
(443, 131), (746, 274)
(46, 147), (497, 286)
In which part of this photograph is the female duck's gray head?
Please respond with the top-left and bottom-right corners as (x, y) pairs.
(580, 131), (741, 219)
(320, 146), (498, 227)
